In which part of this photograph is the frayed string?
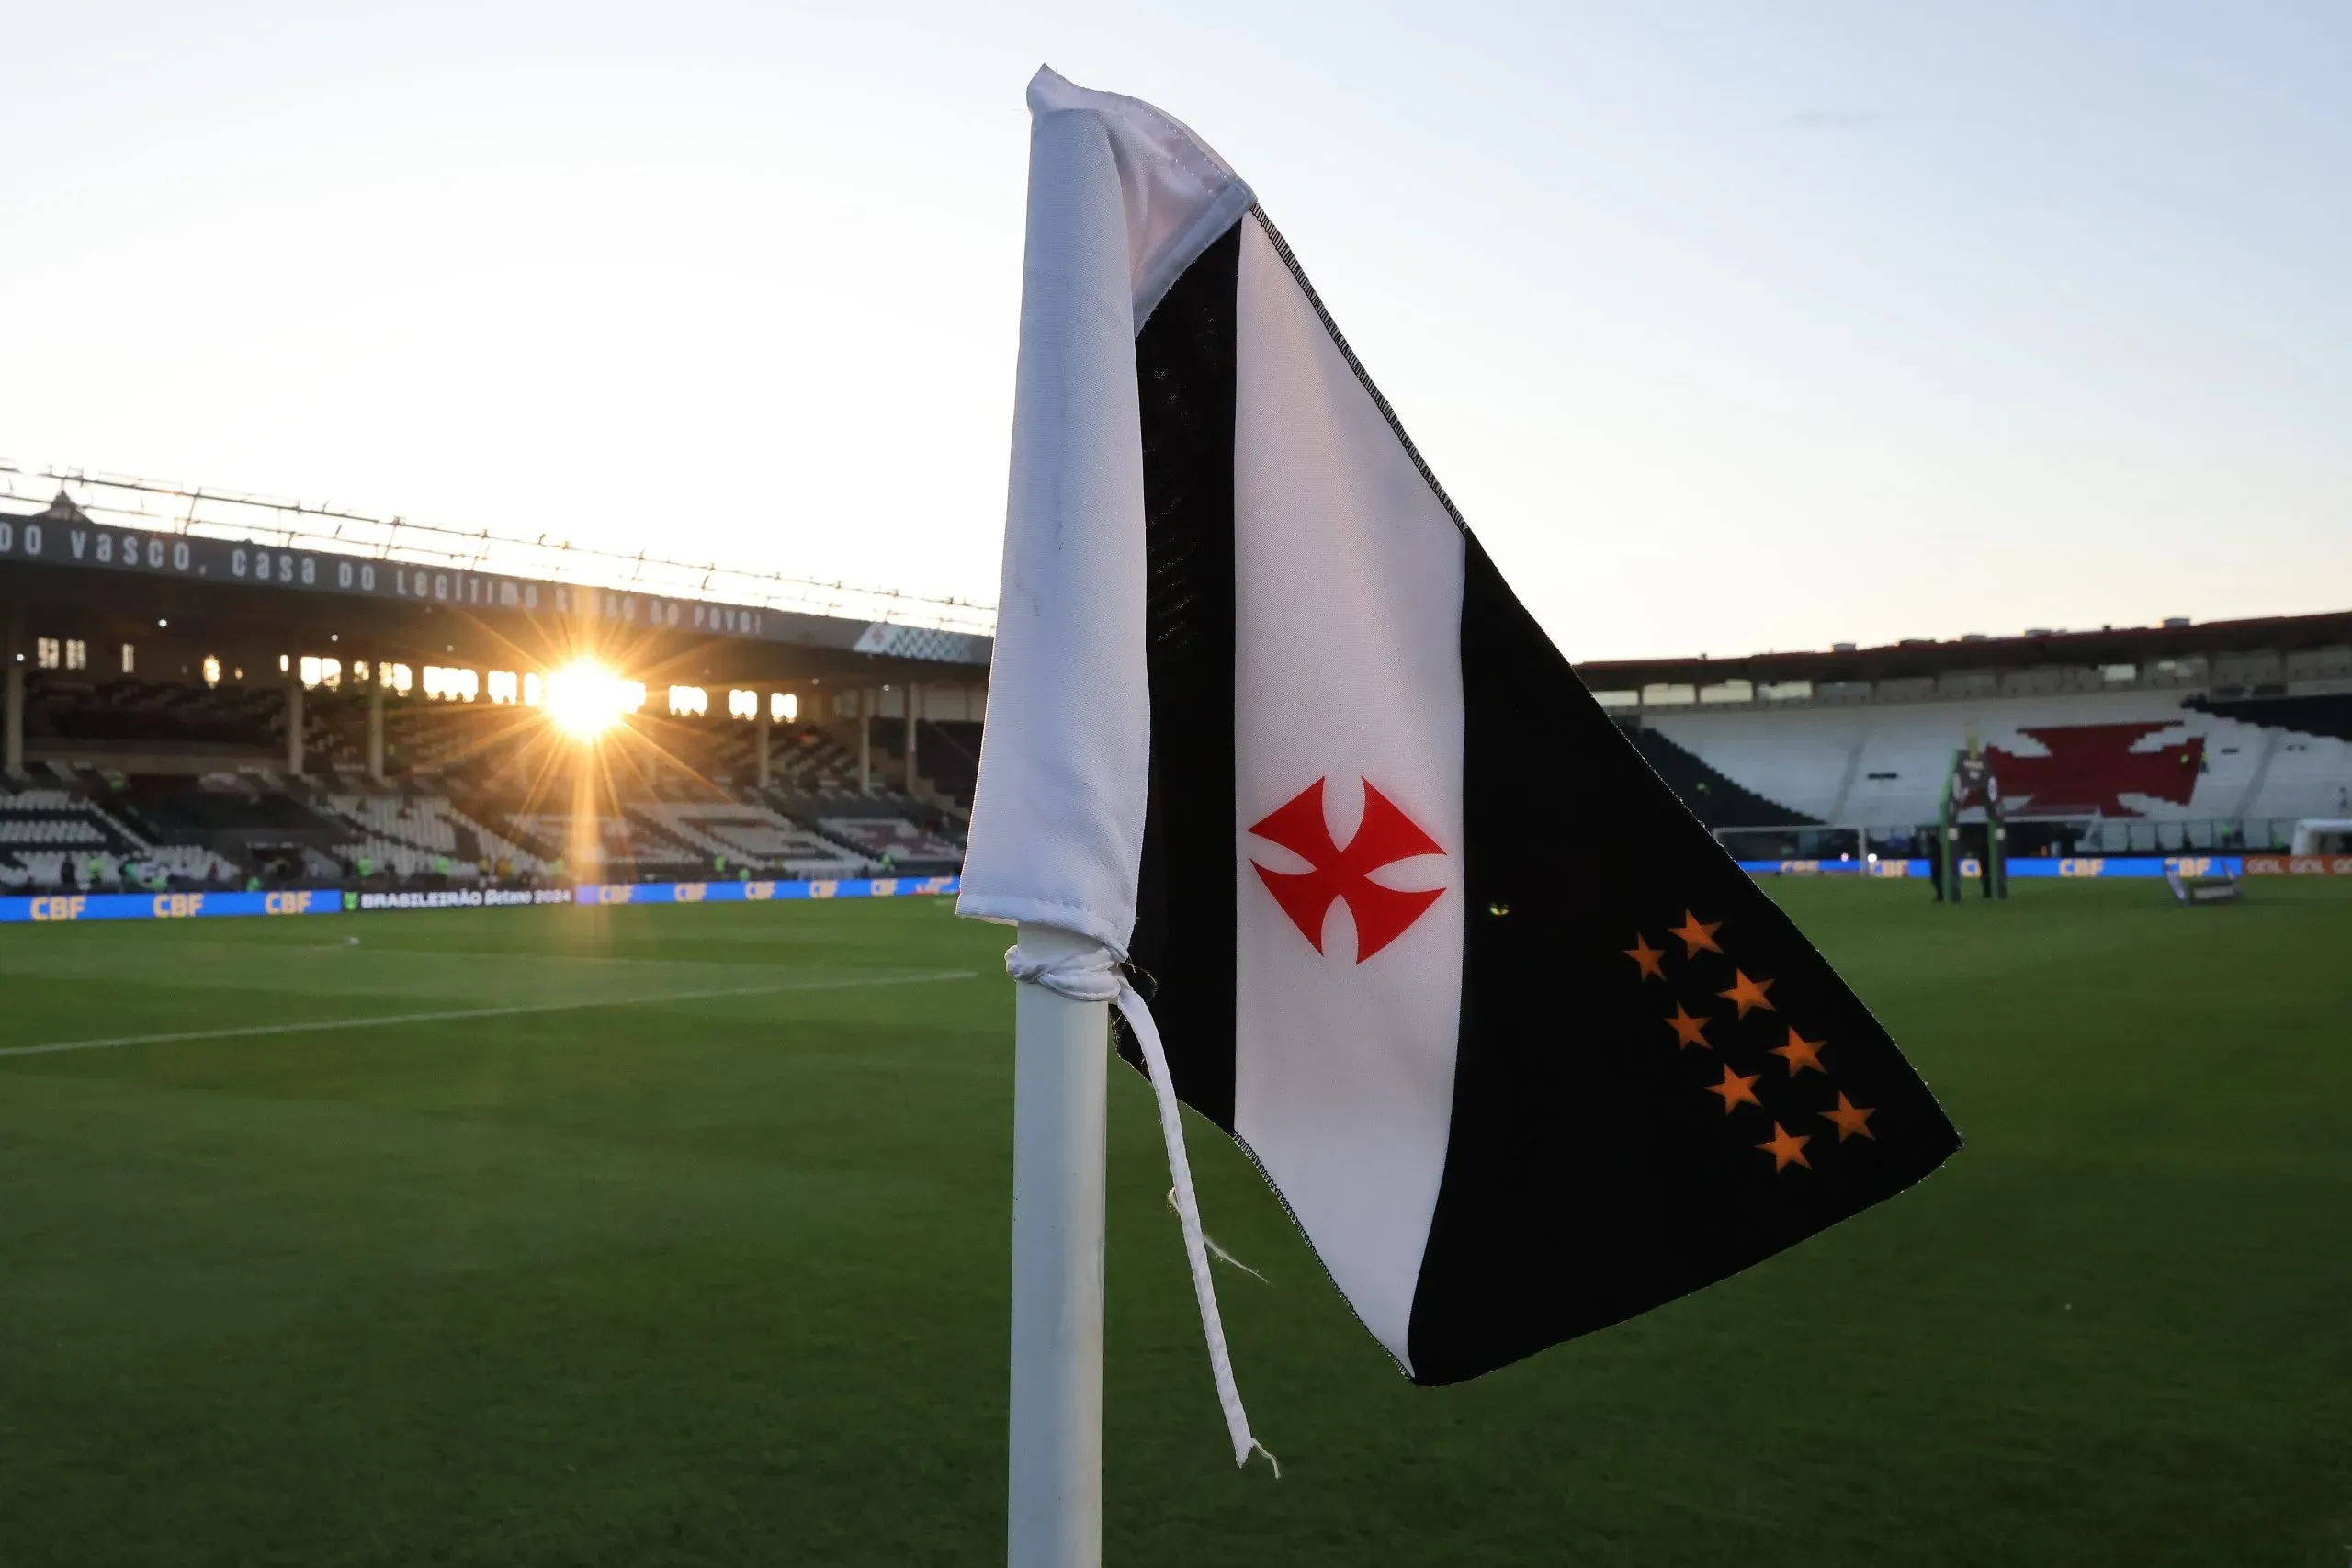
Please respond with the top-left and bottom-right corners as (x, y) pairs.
(1167, 1188), (1269, 1283)
(1006, 941), (1275, 1473)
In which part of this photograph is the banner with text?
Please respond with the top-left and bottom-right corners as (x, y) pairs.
(1735, 856), (2248, 880)
(1, 876), (960, 923)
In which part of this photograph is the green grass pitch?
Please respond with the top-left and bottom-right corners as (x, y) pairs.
(0, 881), (2345, 1565)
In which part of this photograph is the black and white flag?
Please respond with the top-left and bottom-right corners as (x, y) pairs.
(962, 69), (1958, 1425)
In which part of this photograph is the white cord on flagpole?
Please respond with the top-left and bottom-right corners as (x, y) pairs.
(1005, 939), (1277, 1475)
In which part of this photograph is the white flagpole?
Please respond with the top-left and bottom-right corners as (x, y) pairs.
(1006, 921), (1107, 1567)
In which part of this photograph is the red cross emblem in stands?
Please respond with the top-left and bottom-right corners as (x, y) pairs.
(1247, 777), (1446, 963)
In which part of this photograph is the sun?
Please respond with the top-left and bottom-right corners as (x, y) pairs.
(543, 660), (632, 740)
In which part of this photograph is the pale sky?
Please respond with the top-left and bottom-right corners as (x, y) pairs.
(6, 2), (2346, 660)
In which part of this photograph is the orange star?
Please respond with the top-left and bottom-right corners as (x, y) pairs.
(1663, 1003), (1712, 1050)
(1623, 932), (1666, 981)
(1669, 910), (1723, 957)
(1770, 1029), (1826, 1076)
(1717, 970), (1776, 1019)
(1757, 1122), (1813, 1171)
(1821, 1093), (1876, 1142)
(1704, 1065), (1761, 1114)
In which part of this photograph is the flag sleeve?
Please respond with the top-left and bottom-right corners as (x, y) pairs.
(958, 68), (1252, 954)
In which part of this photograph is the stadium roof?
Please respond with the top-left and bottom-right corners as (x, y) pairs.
(0, 469), (995, 679)
(0, 463), (994, 643)
(1575, 610), (2352, 691)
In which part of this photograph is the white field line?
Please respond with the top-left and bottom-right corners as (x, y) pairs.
(0, 970), (978, 1060)
(174, 941), (831, 967)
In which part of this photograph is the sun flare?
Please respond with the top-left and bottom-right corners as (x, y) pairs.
(543, 660), (633, 740)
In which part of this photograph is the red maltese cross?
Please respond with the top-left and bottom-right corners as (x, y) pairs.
(1247, 777), (1446, 963)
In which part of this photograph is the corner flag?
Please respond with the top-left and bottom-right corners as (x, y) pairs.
(962, 65), (1959, 1459)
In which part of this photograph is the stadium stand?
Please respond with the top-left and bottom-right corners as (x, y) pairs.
(2188, 691), (2352, 746)
(312, 793), (548, 882)
(24, 677), (279, 753)
(21, 636), (2352, 886)
(914, 719), (982, 805)
(502, 812), (696, 875)
(0, 689), (966, 892)
(0, 776), (241, 889)
(122, 778), (341, 841)
(1618, 722), (1814, 829)
(1613, 659), (2352, 853)
(7, 476), (2346, 889)
(628, 801), (869, 877)
(808, 811), (964, 873)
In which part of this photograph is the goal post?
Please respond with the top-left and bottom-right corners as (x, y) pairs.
(1712, 825), (1867, 865)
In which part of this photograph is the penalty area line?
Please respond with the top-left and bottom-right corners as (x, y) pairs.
(0, 969), (980, 1060)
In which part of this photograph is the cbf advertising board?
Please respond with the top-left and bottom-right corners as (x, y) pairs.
(2, 877), (960, 924)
